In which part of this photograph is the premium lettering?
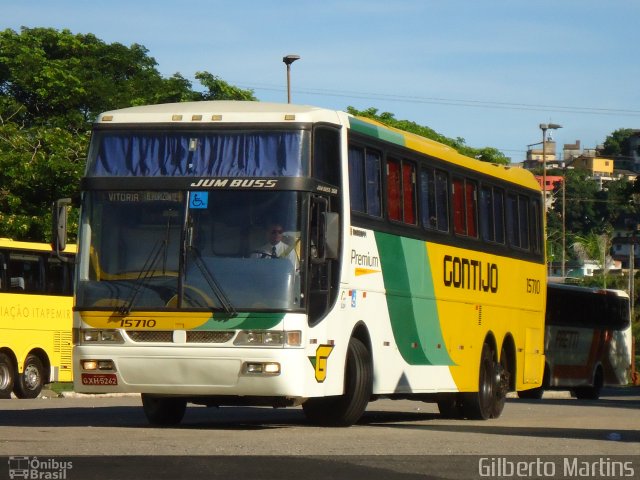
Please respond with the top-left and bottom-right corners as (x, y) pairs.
(351, 250), (379, 268)
(443, 255), (498, 293)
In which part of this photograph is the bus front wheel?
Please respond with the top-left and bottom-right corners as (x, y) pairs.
(302, 337), (373, 427)
(0, 353), (14, 399)
(14, 354), (44, 399)
(141, 394), (187, 426)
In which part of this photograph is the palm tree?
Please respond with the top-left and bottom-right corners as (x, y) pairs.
(572, 231), (611, 287)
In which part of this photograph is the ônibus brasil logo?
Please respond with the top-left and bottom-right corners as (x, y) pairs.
(8, 456), (73, 479)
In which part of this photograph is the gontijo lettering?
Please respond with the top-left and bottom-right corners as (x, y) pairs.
(443, 255), (498, 293)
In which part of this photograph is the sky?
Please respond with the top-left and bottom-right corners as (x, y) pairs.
(4, 0), (640, 163)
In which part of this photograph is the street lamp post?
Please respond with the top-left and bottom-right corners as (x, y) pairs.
(562, 164), (566, 277)
(282, 54), (300, 104)
(539, 122), (562, 276)
(539, 123), (562, 214)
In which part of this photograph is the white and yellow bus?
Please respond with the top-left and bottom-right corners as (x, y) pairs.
(0, 239), (75, 398)
(54, 101), (546, 425)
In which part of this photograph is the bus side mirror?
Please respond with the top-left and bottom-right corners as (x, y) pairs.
(52, 198), (71, 254)
(323, 212), (339, 260)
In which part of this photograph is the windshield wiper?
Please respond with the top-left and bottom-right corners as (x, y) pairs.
(119, 238), (167, 315)
(187, 246), (237, 317)
(119, 210), (176, 315)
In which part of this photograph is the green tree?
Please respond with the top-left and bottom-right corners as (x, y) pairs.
(194, 72), (256, 101)
(601, 128), (634, 156)
(0, 121), (86, 239)
(572, 231), (612, 287)
(346, 107), (510, 165)
(0, 27), (255, 241)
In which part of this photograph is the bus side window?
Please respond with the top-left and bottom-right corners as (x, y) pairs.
(348, 145), (366, 213)
(0, 252), (5, 290)
(479, 186), (505, 244)
(8, 252), (44, 294)
(530, 198), (542, 255)
(452, 177), (478, 238)
(313, 127), (341, 187)
(46, 256), (68, 294)
(386, 158), (402, 221)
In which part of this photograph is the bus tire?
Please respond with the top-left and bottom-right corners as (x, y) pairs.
(0, 353), (14, 399)
(302, 337), (372, 427)
(462, 343), (499, 420)
(574, 367), (603, 400)
(141, 394), (187, 426)
(518, 387), (544, 399)
(13, 354), (45, 399)
(437, 394), (464, 418)
(490, 347), (509, 419)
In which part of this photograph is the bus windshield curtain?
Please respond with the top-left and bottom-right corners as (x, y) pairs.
(88, 131), (306, 177)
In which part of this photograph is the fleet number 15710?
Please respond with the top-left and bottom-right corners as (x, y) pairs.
(526, 278), (541, 294)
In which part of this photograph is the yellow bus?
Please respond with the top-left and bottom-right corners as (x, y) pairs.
(0, 238), (75, 398)
(54, 101), (546, 425)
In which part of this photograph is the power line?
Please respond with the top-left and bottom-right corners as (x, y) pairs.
(231, 81), (640, 118)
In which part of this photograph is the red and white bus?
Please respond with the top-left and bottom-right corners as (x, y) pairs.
(519, 283), (633, 399)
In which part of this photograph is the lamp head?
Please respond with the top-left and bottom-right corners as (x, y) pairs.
(283, 55), (301, 66)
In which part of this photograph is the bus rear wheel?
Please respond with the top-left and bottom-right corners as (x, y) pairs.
(462, 343), (505, 420)
(303, 337), (372, 427)
(14, 354), (44, 399)
(0, 353), (14, 399)
(573, 367), (603, 400)
(141, 394), (187, 426)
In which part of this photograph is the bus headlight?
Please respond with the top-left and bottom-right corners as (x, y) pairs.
(81, 359), (116, 371)
(78, 329), (124, 344)
(234, 330), (301, 347)
(244, 362), (281, 375)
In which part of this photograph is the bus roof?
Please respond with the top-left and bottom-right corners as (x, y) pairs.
(349, 116), (541, 191)
(95, 100), (541, 192)
(0, 238), (77, 254)
(96, 101), (344, 125)
(548, 282), (629, 299)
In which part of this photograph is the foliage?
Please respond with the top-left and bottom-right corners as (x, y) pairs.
(195, 72), (256, 101)
(346, 106), (510, 165)
(0, 121), (86, 239)
(601, 128), (634, 156)
(546, 168), (638, 263)
(0, 27), (255, 241)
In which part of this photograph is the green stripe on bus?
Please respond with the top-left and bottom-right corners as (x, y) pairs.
(375, 232), (454, 366)
(349, 117), (406, 147)
(195, 312), (284, 330)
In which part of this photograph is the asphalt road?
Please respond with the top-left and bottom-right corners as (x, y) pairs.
(0, 388), (638, 480)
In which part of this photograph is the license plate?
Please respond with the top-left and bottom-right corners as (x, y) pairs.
(81, 373), (118, 386)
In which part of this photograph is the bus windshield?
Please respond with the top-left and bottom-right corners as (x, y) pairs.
(86, 129), (310, 177)
(76, 190), (306, 312)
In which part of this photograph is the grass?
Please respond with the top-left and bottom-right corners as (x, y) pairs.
(47, 382), (74, 395)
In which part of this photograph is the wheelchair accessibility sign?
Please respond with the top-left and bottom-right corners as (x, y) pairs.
(189, 192), (208, 209)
